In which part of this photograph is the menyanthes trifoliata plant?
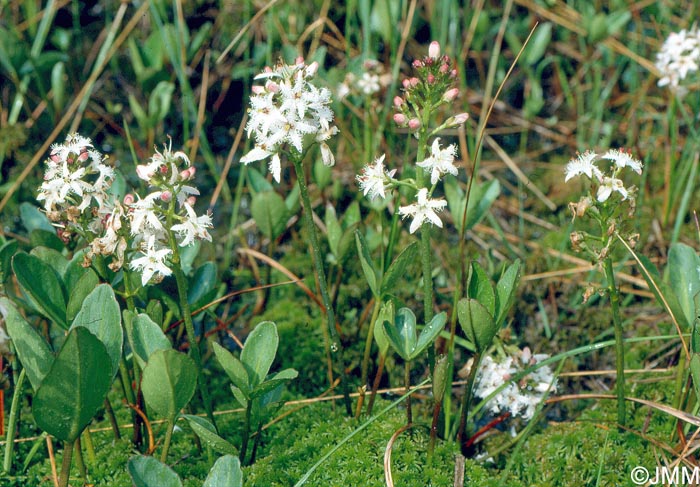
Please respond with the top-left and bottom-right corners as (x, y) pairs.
(565, 146), (644, 428)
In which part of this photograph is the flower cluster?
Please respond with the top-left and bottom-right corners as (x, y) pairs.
(240, 57), (338, 182)
(474, 348), (556, 421)
(128, 141), (212, 285)
(392, 41), (468, 133)
(337, 59), (391, 99)
(564, 148), (643, 203)
(37, 134), (212, 286)
(655, 26), (700, 89)
(38, 133), (114, 231)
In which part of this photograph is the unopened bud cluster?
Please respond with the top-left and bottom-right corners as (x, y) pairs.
(393, 41), (467, 133)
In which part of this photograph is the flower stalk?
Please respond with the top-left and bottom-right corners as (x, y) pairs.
(291, 155), (352, 415)
(604, 256), (626, 426)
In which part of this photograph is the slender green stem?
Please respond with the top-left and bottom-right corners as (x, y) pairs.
(81, 428), (96, 465)
(3, 368), (25, 473)
(57, 440), (74, 487)
(160, 419), (175, 463)
(291, 155), (351, 415)
(604, 256), (626, 427)
(428, 399), (442, 465)
(168, 235), (217, 430)
(74, 437), (86, 479)
(103, 398), (121, 440)
(457, 351), (481, 454)
(239, 400), (253, 465)
(360, 300), (381, 391)
(366, 353), (386, 416)
(404, 360), (412, 425)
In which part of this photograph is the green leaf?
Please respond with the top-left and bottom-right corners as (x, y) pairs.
(383, 307), (418, 361)
(66, 269), (99, 323)
(246, 166), (273, 194)
(29, 230), (64, 252)
(241, 321), (278, 389)
(183, 415), (237, 456)
(668, 243), (700, 328)
(251, 191), (289, 240)
(249, 368), (298, 399)
(325, 205), (342, 259)
(457, 298), (497, 353)
(19, 202), (55, 233)
(373, 300), (394, 356)
(148, 80), (175, 125)
(128, 455), (182, 487)
(633, 253), (690, 331)
(445, 179), (501, 233)
(355, 230), (380, 298)
(33, 327), (112, 442)
(494, 260), (522, 326)
(230, 385), (248, 408)
(30, 247), (68, 277)
(524, 22), (551, 65)
(468, 261), (496, 317)
(187, 262), (217, 306)
(125, 313), (172, 369)
(381, 242), (418, 297)
(70, 284), (123, 378)
(203, 455), (243, 487)
(342, 201), (361, 229)
(213, 342), (250, 397)
(413, 312), (447, 360)
(691, 354), (700, 402)
(142, 349), (197, 420)
(1, 297), (52, 391)
(12, 252), (67, 329)
(51, 61), (66, 113)
(0, 240), (18, 283)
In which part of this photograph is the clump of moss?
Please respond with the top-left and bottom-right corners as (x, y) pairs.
(245, 398), (461, 486)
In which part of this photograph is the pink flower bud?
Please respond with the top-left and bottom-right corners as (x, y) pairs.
(266, 81), (279, 92)
(439, 63), (449, 74)
(77, 148), (89, 162)
(429, 41), (441, 59)
(402, 78), (411, 89)
(443, 88), (459, 102)
(123, 194), (135, 205)
(49, 151), (61, 163)
(427, 74), (435, 84)
(408, 118), (421, 130)
(251, 85), (265, 95)
(186, 196), (197, 206)
(412, 59), (423, 68)
(160, 191), (172, 202)
(160, 165), (169, 174)
(450, 69), (458, 78)
(453, 112), (469, 124)
(446, 112), (469, 128)
(393, 113), (407, 125)
(409, 77), (419, 88)
(393, 96), (404, 108)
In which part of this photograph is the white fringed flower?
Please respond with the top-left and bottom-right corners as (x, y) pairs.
(356, 154), (397, 201)
(398, 188), (447, 234)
